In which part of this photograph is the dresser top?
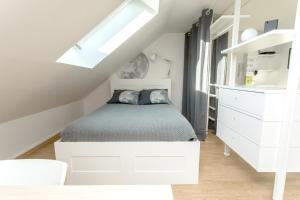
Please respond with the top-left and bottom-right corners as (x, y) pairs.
(216, 85), (290, 94)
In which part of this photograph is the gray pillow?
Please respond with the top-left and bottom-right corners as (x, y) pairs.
(139, 89), (170, 105)
(107, 90), (139, 105)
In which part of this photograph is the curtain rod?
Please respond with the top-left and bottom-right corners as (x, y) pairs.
(186, 8), (212, 35)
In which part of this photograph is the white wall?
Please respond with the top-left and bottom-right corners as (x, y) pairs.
(253, 44), (291, 86)
(143, 33), (185, 111)
(0, 33), (185, 158)
(234, 41), (291, 87)
(83, 33), (185, 114)
(83, 80), (111, 115)
(0, 101), (83, 159)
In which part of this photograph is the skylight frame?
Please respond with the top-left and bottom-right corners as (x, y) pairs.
(56, 0), (159, 69)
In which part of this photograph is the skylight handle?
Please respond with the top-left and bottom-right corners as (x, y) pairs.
(75, 44), (82, 50)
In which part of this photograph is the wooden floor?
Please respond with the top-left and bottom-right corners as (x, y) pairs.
(24, 133), (300, 200)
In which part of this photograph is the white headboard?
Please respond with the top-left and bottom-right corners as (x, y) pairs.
(110, 79), (172, 99)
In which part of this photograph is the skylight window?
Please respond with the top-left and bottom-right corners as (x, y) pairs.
(57, 0), (159, 68)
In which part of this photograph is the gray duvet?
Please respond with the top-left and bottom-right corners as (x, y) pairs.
(61, 104), (197, 142)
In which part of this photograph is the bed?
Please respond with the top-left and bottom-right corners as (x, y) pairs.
(55, 79), (200, 185)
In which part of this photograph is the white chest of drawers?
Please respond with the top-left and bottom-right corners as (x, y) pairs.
(216, 86), (300, 172)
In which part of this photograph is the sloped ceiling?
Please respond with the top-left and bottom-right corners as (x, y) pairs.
(3, 0), (293, 123)
(165, 0), (234, 32)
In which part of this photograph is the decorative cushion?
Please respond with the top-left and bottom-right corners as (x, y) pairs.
(107, 90), (139, 105)
(139, 89), (170, 105)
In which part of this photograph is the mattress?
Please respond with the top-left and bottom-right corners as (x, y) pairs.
(60, 104), (197, 142)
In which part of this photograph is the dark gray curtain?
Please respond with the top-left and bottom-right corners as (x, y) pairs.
(182, 9), (213, 141)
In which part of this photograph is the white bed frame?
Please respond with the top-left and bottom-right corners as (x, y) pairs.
(55, 79), (200, 185)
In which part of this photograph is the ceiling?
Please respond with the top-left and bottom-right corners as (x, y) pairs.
(0, 0), (297, 123)
(0, 0), (173, 123)
(166, 0), (234, 32)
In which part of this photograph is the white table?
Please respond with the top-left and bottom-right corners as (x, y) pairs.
(0, 185), (173, 200)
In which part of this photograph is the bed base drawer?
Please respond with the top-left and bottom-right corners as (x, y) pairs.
(54, 141), (200, 185)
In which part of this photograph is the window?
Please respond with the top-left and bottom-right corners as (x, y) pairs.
(57, 0), (159, 68)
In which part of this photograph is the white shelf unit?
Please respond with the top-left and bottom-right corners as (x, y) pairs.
(208, 84), (217, 130)
(210, 15), (250, 40)
(217, 86), (300, 172)
(208, 14), (251, 130)
(216, 0), (300, 199)
(221, 29), (295, 54)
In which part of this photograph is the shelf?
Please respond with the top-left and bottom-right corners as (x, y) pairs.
(209, 106), (216, 111)
(210, 15), (250, 40)
(217, 85), (288, 94)
(222, 29), (294, 54)
(257, 53), (279, 57)
(208, 116), (216, 121)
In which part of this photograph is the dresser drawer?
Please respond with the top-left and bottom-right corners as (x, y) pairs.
(218, 88), (284, 121)
(217, 122), (277, 172)
(288, 147), (300, 172)
(291, 122), (300, 147)
(218, 105), (281, 147)
(219, 88), (265, 117)
(295, 94), (300, 121)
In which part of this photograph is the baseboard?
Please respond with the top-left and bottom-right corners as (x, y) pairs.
(16, 132), (61, 159)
